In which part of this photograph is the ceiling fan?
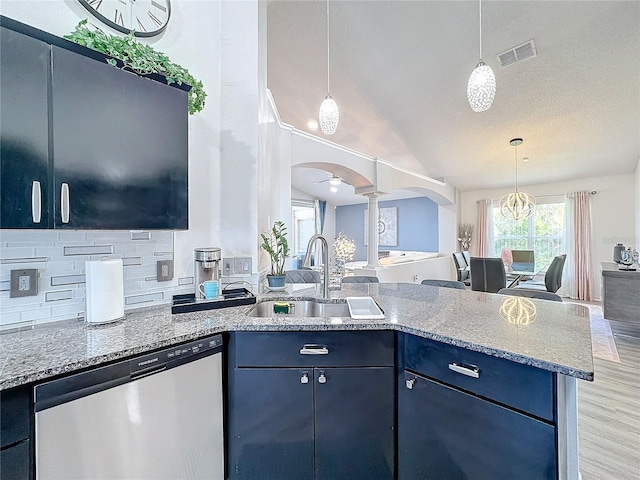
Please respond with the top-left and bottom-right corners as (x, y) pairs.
(314, 174), (351, 187)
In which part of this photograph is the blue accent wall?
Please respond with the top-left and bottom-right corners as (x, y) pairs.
(335, 197), (439, 261)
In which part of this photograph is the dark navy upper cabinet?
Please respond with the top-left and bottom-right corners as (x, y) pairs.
(228, 331), (395, 480)
(0, 26), (51, 229)
(50, 46), (188, 230)
(0, 17), (188, 230)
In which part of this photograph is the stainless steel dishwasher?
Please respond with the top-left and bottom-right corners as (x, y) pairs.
(34, 334), (224, 480)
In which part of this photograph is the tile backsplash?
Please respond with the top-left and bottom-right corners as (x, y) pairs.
(0, 230), (192, 329)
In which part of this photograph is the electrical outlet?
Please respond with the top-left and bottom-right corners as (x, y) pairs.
(223, 258), (233, 276)
(10, 269), (38, 297)
(413, 274), (419, 283)
(157, 260), (174, 282)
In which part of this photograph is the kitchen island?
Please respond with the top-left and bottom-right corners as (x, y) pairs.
(0, 283), (593, 479)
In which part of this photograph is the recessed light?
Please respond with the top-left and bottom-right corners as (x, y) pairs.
(523, 157), (529, 163)
(330, 186), (338, 193)
(307, 119), (319, 131)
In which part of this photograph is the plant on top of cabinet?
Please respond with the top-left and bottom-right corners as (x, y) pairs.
(64, 20), (205, 114)
(260, 221), (290, 288)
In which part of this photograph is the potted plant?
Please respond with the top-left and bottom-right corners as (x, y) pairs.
(260, 221), (290, 288)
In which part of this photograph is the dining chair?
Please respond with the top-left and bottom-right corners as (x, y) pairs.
(452, 252), (471, 286)
(421, 279), (467, 290)
(341, 276), (379, 283)
(469, 257), (506, 293)
(498, 288), (563, 302)
(515, 254), (567, 293)
(285, 270), (321, 284)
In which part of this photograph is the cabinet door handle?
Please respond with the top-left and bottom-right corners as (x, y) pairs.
(61, 183), (70, 223)
(300, 371), (309, 384)
(300, 344), (329, 355)
(31, 181), (42, 223)
(448, 362), (480, 378)
(318, 371), (327, 384)
(406, 378), (416, 389)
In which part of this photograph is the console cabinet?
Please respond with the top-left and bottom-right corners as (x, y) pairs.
(0, 17), (188, 230)
(228, 331), (395, 480)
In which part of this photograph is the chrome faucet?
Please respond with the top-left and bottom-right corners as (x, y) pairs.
(303, 234), (329, 299)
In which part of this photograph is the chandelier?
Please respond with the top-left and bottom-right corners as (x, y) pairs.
(319, 0), (339, 135)
(467, 0), (496, 112)
(499, 138), (536, 220)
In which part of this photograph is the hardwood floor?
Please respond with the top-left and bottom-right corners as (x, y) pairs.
(578, 318), (640, 479)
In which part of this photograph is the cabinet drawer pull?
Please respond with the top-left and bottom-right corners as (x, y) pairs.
(61, 183), (70, 223)
(300, 344), (329, 355)
(448, 362), (480, 378)
(31, 181), (42, 223)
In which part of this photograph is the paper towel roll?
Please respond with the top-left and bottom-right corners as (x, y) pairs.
(85, 259), (125, 325)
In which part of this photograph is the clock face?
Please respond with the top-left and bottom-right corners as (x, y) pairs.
(78, 0), (171, 37)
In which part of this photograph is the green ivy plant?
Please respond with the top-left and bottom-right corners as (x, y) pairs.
(64, 20), (206, 114)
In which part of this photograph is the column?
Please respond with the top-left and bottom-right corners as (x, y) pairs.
(365, 193), (380, 268)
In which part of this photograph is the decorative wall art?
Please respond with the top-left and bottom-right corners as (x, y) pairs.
(364, 207), (398, 246)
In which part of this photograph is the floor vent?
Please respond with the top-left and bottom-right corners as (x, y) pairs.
(496, 39), (537, 68)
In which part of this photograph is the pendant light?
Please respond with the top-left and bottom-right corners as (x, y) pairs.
(319, 0), (339, 135)
(499, 138), (536, 220)
(467, 0), (496, 112)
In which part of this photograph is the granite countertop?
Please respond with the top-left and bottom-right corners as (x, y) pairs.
(0, 283), (595, 390)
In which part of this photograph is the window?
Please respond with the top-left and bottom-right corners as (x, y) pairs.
(291, 201), (317, 265)
(492, 199), (565, 271)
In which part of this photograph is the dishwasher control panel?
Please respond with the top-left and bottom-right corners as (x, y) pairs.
(130, 334), (223, 375)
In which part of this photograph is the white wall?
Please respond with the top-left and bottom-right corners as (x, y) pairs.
(0, 0), (289, 326)
(460, 173), (636, 300)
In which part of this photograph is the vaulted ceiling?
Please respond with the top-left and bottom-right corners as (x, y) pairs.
(267, 0), (640, 200)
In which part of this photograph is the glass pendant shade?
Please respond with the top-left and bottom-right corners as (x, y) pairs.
(499, 191), (536, 220)
(319, 94), (339, 135)
(500, 137), (535, 220)
(467, 61), (496, 112)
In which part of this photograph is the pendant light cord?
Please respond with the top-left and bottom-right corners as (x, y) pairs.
(479, 0), (482, 60)
(326, 0), (330, 94)
(514, 143), (519, 192)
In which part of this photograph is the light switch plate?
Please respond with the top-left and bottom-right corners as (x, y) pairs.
(223, 258), (233, 276)
(234, 257), (252, 274)
(157, 260), (174, 282)
(10, 269), (38, 297)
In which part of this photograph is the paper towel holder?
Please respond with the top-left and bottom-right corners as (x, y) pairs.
(85, 259), (126, 325)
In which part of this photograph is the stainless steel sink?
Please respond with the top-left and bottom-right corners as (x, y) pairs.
(247, 300), (351, 318)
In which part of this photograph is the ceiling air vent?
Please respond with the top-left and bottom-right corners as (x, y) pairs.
(496, 39), (537, 68)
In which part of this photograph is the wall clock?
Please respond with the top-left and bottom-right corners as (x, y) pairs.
(78, 0), (171, 37)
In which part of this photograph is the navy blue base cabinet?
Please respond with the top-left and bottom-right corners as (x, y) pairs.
(398, 371), (557, 480)
(398, 333), (558, 480)
(228, 331), (395, 480)
(0, 386), (33, 480)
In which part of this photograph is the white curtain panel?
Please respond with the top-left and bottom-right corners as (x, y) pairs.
(476, 199), (493, 257)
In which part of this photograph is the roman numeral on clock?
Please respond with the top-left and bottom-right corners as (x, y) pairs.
(87, 0), (102, 10)
(114, 9), (124, 26)
(148, 11), (163, 27)
(136, 17), (147, 31)
(151, 0), (167, 12)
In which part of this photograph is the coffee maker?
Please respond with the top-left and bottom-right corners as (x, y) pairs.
(194, 247), (222, 299)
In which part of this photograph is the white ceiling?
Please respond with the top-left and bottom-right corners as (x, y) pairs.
(267, 0), (640, 203)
